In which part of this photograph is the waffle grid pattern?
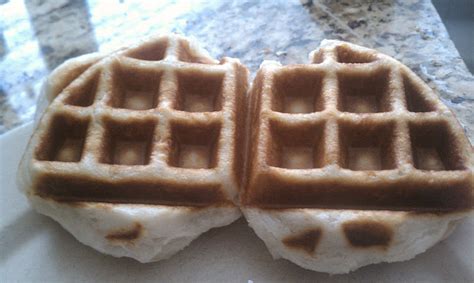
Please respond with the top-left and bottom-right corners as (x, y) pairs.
(245, 42), (472, 211)
(31, 35), (247, 206)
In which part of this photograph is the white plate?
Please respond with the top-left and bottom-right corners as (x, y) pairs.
(1, 122), (473, 282)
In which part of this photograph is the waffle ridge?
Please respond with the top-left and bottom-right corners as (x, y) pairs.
(30, 34), (248, 206)
(244, 40), (473, 211)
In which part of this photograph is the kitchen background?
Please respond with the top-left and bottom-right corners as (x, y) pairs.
(0, 0), (473, 137)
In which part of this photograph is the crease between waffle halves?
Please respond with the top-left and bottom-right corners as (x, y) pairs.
(17, 34), (473, 273)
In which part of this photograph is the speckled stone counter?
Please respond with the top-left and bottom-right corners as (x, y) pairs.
(0, 0), (473, 140)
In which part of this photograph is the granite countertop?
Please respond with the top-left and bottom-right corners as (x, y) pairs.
(0, 0), (473, 140)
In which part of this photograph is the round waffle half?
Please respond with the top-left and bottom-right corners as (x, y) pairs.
(17, 34), (248, 262)
(242, 40), (473, 274)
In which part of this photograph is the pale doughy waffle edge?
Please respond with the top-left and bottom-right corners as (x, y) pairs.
(30, 194), (240, 262)
(243, 207), (471, 274)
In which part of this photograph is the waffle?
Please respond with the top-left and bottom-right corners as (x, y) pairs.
(242, 40), (473, 273)
(28, 34), (248, 206)
(18, 34), (247, 261)
(18, 35), (473, 271)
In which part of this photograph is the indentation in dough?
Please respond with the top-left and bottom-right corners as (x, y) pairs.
(342, 220), (392, 248)
(282, 228), (322, 254)
(106, 222), (143, 242)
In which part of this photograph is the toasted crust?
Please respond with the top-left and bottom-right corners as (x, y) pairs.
(23, 34), (249, 206)
(243, 40), (473, 211)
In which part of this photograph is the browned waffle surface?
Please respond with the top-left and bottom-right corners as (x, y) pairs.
(244, 40), (473, 211)
(29, 34), (248, 206)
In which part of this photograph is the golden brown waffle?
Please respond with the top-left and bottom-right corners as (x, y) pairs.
(19, 36), (474, 269)
(243, 40), (473, 212)
(27, 34), (248, 206)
